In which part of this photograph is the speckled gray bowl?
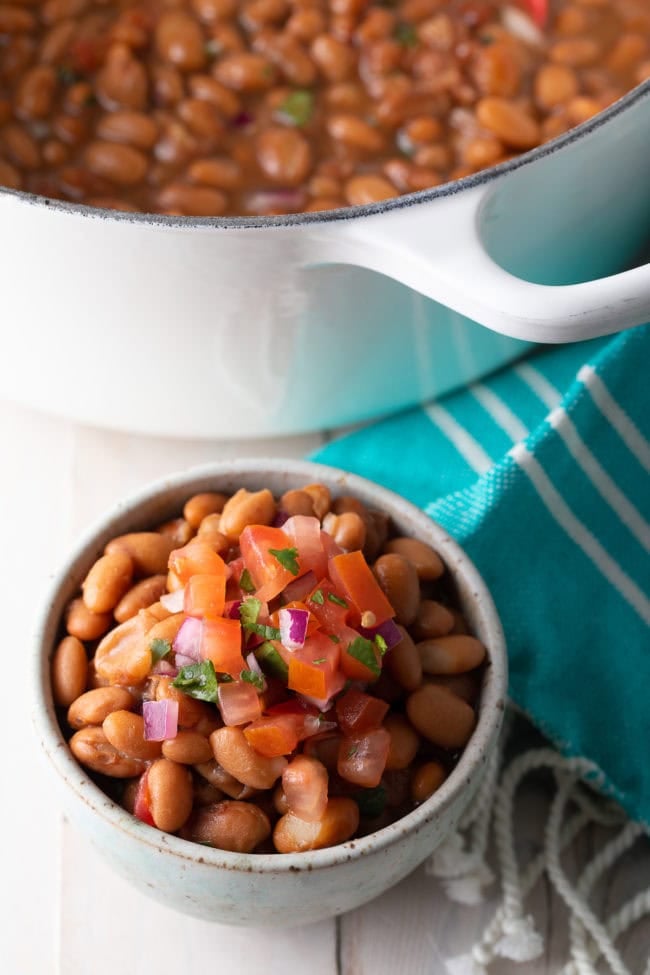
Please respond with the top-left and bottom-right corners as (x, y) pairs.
(32, 459), (506, 925)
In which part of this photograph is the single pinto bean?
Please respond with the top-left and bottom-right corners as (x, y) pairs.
(256, 127), (312, 185)
(157, 183), (228, 216)
(114, 575), (168, 623)
(158, 518), (194, 546)
(383, 537), (444, 580)
(327, 114), (384, 152)
(384, 714), (419, 770)
(279, 488), (315, 517)
(105, 532), (176, 576)
(183, 492), (228, 529)
(188, 800), (271, 851)
(426, 673), (481, 705)
(14, 65), (57, 119)
(412, 600), (455, 641)
(96, 43), (148, 111)
(210, 726), (287, 789)
(51, 636), (88, 707)
(407, 683), (476, 750)
(67, 686), (136, 729)
(274, 798), (359, 852)
(147, 758), (194, 832)
(476, 97), (540, 149)
(84, 141), (148, 186)
(187, 157), (243, 189)
(322, 511), (366, 551)
(303, 483), (331, 520)
(66, 597), (112, 641)
(103, 710), (163, 761)
(373, 553), (420, 625)
(82, 550), (133, 614)
(411, 760), (446, 802)
(155, 10), (207, 71)
(344, 174), (397, 205)
(194, 760), (256, 799)
(96, 111), (159, 150)
(311, 34), (356, 81)
(385, 624), (422, 691)
(94, 614), (151, 685)
(417, 635), (486, 674)
(215, 52), (276, 91)
(70, 727), (146, 778)
(219, 488), (276, 540)
(162, 730), (213, 764)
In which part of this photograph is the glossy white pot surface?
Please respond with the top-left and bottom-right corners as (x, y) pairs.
(2, 83), (650, 438)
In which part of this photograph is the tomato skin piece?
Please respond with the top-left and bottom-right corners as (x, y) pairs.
(244, 714), (302, 757)
(524, 0), (547, 27)
(169, 541), (227, 586)
(183, 573), (226, 619)
(329, 551), (395, 625)
(335, 689), (389, 736)
(240, 525), (300, 602)
(337, 728), (391, 788)
(200, 617), (245, 678)
(134, 768), (154, 826)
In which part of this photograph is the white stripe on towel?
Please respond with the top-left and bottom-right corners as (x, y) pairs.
(471, 383), (529, 443)
(514, 363), (563, 411)
(547, 408), (650, 553)
(425, 403), (493, 475)
(578, 365), (650, 473)
(510, 443), (650, 625)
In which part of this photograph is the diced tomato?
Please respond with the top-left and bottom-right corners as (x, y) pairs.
(169, 540), (228, 585)
(320, 530), (343, 560)
(244, 714), (302, 757)
(305, 578), (350, 630)
(335, 688), (389, 736)
(524, 0), (547, 27)
(283, 516), (327, 579)
(225, 557), (252, 600)
(286, 632), (340, 700)
(329, 551), (395, 625)
(217, 680), (262, 726)
(298, 670), (346, 712)
(303, 732), (343, 773)
(183, 573), (226, 619)
(133, 768), (154, 826)
(270, 601), (320, 637)
(200, 617), (245, 677)
(338, 625), (382, 682)
(282, 570), (317, 604)
(337, 728), (391, 787)
(267, 699), (318, 718)
(240, 525), (303, 602)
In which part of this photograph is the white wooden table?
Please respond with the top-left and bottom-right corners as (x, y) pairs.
(3, 398), (648, 975)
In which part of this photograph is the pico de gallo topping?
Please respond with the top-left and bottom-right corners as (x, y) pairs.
(56, 483), (488, 854)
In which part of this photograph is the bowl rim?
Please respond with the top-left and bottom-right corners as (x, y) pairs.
(4, 80), (650, 231)
(32, 458), (507, 874)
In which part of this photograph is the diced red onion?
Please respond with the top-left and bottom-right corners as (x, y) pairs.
(232, 110), (253, 128)
(279, 607), (309, 650)
(160, 588), (185, 613)
(173, 616), (203, 662)
(152, 659), (178, 677)
(283, 570), (317, 604)
(174, 653), (195, 669)
(225, 599), (243, 619)
(143, 700), (178, 741)
(502, 5), (544, 45)
(273, 511), (289, 528)
(302, 715), (337, 738)
(359, 617), (402, 650)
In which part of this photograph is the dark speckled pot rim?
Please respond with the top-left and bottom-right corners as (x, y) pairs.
(4, 81), (650, 231)
(32, 459), (507, 876)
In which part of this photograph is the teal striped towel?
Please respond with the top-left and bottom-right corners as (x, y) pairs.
(312, 325), (650, 826)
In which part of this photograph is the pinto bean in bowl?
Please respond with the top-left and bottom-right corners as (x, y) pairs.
(34, 460), (506, 924)
(1, 0), (649, 215)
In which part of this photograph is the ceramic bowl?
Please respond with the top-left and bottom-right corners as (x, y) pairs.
(32, 459), (507, 925)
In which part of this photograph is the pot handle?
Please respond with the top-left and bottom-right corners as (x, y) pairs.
(334, 183), (650, 344)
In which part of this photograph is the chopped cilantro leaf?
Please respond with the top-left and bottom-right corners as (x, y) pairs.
(172, 660), (218, 703)
(347, 636), (380, 677)
(312, 657), (326, 664)
(239, 568), (256, 593)
(354, 785), (387, 818)
(277, 89), (314, 127)
(57, 65), (80, 86)
(394, 22), (418, 47)
(149, 638), (172, 663)
(240, 669), (265, 691)
(269, 547), (300, 576)
(239, 596), (262, 627)
(311, 588), (325, 605)
(374, 634), (388, 657)
(204, 38), (220, 58)
(327, 593), (347, 608)
(328, 634), (341, 644)
(347, 745), (359, 758)
(254, 641), (289, 680)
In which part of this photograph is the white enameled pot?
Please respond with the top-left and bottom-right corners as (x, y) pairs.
(2, 82), (650, 438)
